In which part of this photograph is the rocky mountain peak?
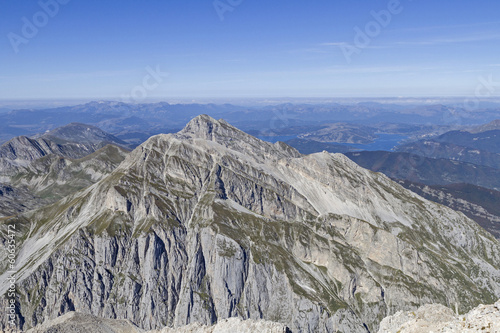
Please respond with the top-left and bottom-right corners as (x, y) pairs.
(178, 114), (245, 140)
(165, 114), (302, 161)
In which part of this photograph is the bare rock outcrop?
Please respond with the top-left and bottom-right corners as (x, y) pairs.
(378, 299), (500, 332)
(20, 312), (291, 333)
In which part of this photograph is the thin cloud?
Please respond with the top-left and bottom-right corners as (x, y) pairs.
(321, 34), (500, 51)
(386, 21), (500, 33)
(394, 34), (500, 46)
(223, 58), (247, 63)
(288, 47), (330, 54)
(320, 42), (347, 47)
(320, 42), (389, 50)
(220, 65), (437, 78)
(324, 65), (436, 74)
(5, 70), (138, 82)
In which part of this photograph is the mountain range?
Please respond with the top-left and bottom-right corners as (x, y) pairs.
(396, 129), (500, 169)
(345, 150), (500, 191)
(2, 101), (500, 146)
(1, 115), (499, 332)
(0, 123), (129, 217)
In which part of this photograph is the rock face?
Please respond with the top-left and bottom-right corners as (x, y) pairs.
(377, 299), (500, 332)
(1, 115), (500, 333)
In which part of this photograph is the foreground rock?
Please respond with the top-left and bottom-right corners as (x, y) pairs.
(150, 317), (290, 333)
(378, 299), (500, 332)
(25, 312), (140, 333)
(20, 312), (290, 333)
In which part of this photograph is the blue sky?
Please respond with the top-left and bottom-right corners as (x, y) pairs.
(1, 0), (500, 99)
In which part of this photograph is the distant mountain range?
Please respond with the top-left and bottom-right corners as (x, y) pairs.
(396, 129), (500, 169)
(0, 122), (129, 164)
(345, 151), (500, 191)
(2, 101), (499, 146)
(0, 123), (130, 217)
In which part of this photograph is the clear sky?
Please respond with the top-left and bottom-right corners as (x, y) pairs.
(1, 0), (500, 100)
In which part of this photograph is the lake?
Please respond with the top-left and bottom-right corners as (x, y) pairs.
(257, 133), (407, 152)
(339, 133), (408, 151)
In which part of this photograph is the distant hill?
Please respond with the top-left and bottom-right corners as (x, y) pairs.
(297, 123), (377, 144)
(395, 130), (500, 169)
(345, 150), (500, 191)
(37, 122), (130, 148)
(431, 130), (500, 153)
(0, 101), (246, 144)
